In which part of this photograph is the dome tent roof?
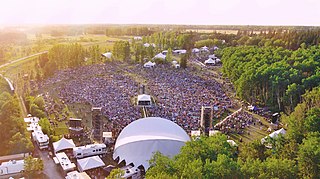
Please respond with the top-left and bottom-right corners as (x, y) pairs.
(113, 117), (190, 169)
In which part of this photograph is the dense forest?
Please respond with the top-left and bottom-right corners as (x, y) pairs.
(219, 46), (320, 113)
(0, 78), (33, 155)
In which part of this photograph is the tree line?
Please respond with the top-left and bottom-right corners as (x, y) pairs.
(219, 45), (320, 113)
(0, 78), (33, 155)
(147, 87), (320, 179)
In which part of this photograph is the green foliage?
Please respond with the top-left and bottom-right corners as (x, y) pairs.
(147, 135), (238, 179)
(24, 156), (44, 175)
(297, 132), (320, 179)
(194, 39), (219, 48)
(0, 92), (32, 155)
(26, 95), (46, 118)
(180, 54), (187, 68)
(113, 41), (130, 61)
(39, 43), (86, 78)
(38, 117), (53, 135)
(239, 140), (267, 161)
(106, 168), (125, 179)
(221, 45), (320, 112)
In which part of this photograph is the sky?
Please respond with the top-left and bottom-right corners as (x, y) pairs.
(0, 0), (319, 26)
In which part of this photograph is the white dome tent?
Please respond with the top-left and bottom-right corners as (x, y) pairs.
(113, 117), (190, 169)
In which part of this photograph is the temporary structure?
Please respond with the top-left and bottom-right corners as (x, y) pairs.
(101, 52), (112, 59)
(261, 128), (286, 144)
(143, 61), (155, 68)
(204, 58), (216, 65)
(137, 94), (152, 106)
(113, 117), (190, 169)
(153, 53), (166, 60)
(77, 156), (105, 172)
(53, 137), (76, 153)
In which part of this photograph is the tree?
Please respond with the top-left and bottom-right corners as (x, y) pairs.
(297, 132), (320, 179)
(146, 135), (238, 178)
(203, 154), (240, 179)
(106, 168), (125, 179)
(24, 156), (44, 177)
(166, 48), (173, 62)
(180, 54), (187, 69)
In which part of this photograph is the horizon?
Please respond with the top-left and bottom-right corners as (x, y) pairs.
(1, 0), (320, 26)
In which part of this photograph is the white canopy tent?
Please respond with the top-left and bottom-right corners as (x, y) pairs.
(204, 58), (216, 65)
(137, 94), (152, 106)
(143, 61), (155, 68)
(261, 128), (286, 144)
(77, 156), (105, 172)
(53, 137), (76, 153)
(153, 53), (166, 60)
(113, 117), (190, 169)
(200, 46), (209, 52)
(102, 52), (112, 59)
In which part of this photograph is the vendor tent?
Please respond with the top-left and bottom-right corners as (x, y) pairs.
(77, 156), (105, 172)
(143, 61), (155, 68)
(153, 53), (166, 60)
(53, 137), (75, 153)
(101, 52), (112, 59)
(137, 94), (152, 106)
(204, 58), (216, 65)
(261, 128), (286, 144)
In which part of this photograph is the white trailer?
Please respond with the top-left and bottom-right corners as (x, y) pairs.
(0, 160), (24, 176)
(32, 129), (49, 150)
(73, 144), (107, 159)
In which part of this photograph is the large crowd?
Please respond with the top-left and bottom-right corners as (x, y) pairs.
(38, 61), (235, 137)
(127, 65), (233, 133)
(214, 108), (260, 135)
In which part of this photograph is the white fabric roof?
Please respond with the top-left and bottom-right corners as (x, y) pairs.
(154, 53), (166, 59)
(102, 52), (112, 58)
(137, 94), (151, 101)
(205, 58), (216, 64)
(261, 128), (286, 144)
(143, 61), (155, 68)
(53, 137), (76, 153)
(77, 156), (105, 172)
(269, 128), (286, 138)
(113, 117), (190, 169)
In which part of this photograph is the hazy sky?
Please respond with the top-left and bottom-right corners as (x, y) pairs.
(0, 0), (319, 26)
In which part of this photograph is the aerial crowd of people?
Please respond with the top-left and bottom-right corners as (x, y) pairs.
(38, 61), (236, 137)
